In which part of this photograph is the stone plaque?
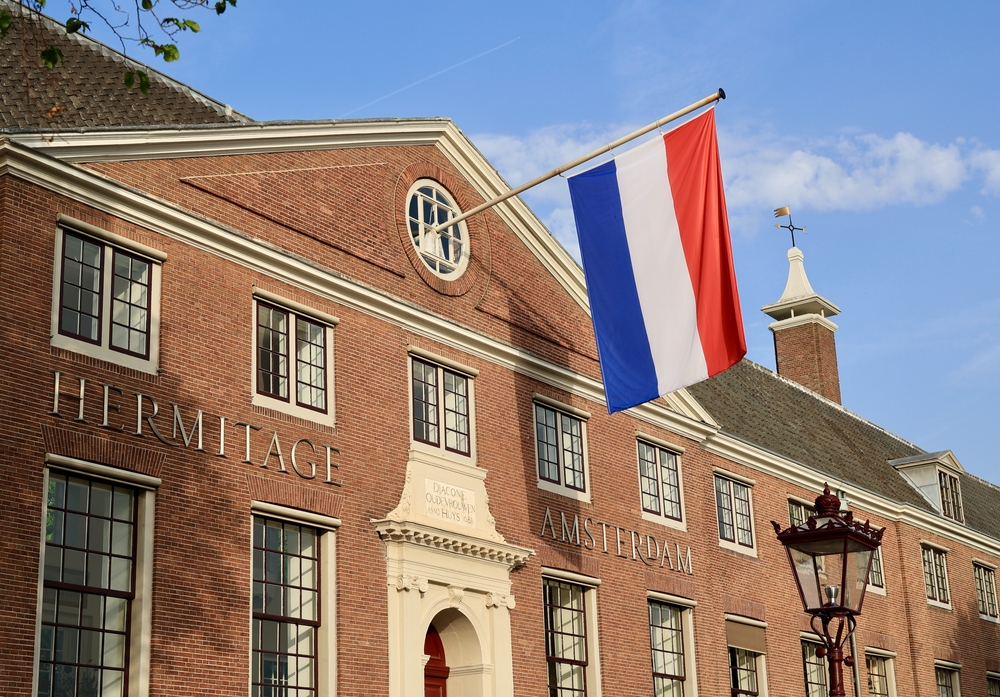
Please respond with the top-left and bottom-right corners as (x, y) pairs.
(424, 479), (476, 527)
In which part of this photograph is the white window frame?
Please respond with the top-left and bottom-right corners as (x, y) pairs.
(973, 561), (1000, 623)
(248, 501), (339, 697)
(714, 468), (757, 557)
(935, 660), (962, 697)
(541, 568), (602, 697)
(50, 219), (165, 375)
(405, 179), (471, 281)
(921, 543), (952, 610)
(251, 288), (338, 427)
(533, 394), (592, 503)
(867, 545), (887, 596)
(35, 454), (160, 697)
(864, 648), (898, 697)
(637, 434), (687, 532)
(407, 347), (478, 464)
(987, 671), (1000, 697)
(647, 591), (698, 697)
(937, 468), (964, 524)
(800, 638), (827, 697)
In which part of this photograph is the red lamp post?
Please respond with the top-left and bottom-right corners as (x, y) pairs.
(771, 485), (884, 697)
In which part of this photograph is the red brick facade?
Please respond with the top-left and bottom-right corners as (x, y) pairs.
(1, 127), (998, 697)
(773, 319), (842, 404)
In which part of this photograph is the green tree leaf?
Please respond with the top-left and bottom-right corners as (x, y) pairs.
(65, 18), (90, 34)
(39, 46), (65, 69)
(141, 0), (154, 10)
(0, 10), (12, 38)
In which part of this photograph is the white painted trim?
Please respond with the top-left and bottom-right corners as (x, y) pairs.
(636, 439), (688, 532)
(129, 488), (155, 697)
(250, 501), (342, 530)
(406, 355), (478, 465)
(768, 313), (839, 333)
(973, 558), (998, 570)
(532, 399), (592, 503)
(540, 567), (601, 587)
(724, 614), (768, 629)
(935, 659), (963, 670)
(30, 469), (49, 697)
(253, 287), (340, 326)
(44, 453), (162, 489)
(864, 647), (897, 658)
(799, 631), (822, 642)
(407, 345), (479, 377)
(583, 583), (603, 697)
(867, 580), (887, 596)
(636, 432), (685, 453)
(718, 537), (758, 558)
(987, 670), (1000, 679)
(537, 478), (591, 503)
(713, 467), (756, 486)
(58, 214), (168, 261)
(646, 591), (697, 608)
(921, 539), (951, 553)
(927, 598), (953, 611)
(641, 511), (688, 532)
(532, 393), (592, 420)
(787, 494), (816, 509)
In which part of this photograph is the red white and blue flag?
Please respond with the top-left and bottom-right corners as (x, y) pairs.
(568, 108), (745, 413)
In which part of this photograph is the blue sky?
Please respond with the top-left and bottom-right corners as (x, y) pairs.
(55, 1), (1000, 483)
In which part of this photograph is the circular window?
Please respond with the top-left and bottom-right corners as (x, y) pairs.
(406, 180), (470, 280)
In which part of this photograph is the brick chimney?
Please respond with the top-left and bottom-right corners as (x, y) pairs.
(761, 247), (842, 403)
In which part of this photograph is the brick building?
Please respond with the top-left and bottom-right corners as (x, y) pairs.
(1, 10), (999, 697)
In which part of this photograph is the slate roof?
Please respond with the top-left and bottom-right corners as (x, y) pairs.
(688, 359), (1000, 541)
(0, 1), (250, 130)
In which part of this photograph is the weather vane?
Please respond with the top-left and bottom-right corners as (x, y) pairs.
(774, 206), (806, 248)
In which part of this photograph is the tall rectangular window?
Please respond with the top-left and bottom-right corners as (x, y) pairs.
(252, 517), (319, 697)
(535, 404), (586, 492)
(543, 579), (587, 697)
(257, 303), (289, 400)
(922, 547), (950, 605)
(869, 547), (885, 590)
(988, 676), (1000, 697)
(54, 227), (162, 372)
(974, 564), (999, 619)
(788, 500), (813, 528)
(936, 667), (958, 697)
(412, 357), (471, 456)
(60, 233), (104, 344)
(938, 471), (963, 523)
(648, 601), (685, 696)
(715, 475), (754, 549)
(728, 647), (759, 696)
(39, 473), (135, 697)
(802, 642), (827, 696)
(109, 250), (151, 358)
(638, 442), (682, 522)
(295, 317), (327, 412)
(866, 655), (891, 697)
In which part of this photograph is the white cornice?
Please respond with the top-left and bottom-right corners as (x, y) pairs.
(12, 119), (593, 313)
(704, 432), (1000, 558)
(0, 139), (716, 444)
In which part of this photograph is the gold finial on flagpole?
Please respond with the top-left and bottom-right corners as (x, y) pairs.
(774, 206), (807, 248)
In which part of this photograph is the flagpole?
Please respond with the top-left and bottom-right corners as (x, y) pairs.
(428, 88), (726, 234)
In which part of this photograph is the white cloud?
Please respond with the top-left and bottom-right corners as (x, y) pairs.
(723, 132), (967, 212)
(969, 148), (1000, 194)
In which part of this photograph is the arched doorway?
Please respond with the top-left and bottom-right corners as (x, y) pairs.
(424, 626), (450, 697)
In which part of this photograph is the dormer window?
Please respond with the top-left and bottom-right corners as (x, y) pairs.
(938, 471), (963, 523)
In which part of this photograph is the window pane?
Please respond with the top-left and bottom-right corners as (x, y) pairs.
(638, 443), (661, 515)
(252, 517), (320, 697)
(60, 234), (103, 342)
(535, 405), (560, 484)
(802, 641), (827, 696)
(257, 304), (289, 399)
(295, 318), (326, 412)
(729, 647), (759, 694)
(39, 475), (136, 696)
(109, 251), (151, 357)
(715, 476), (735, 542)
(732, 481), (754, 547)
(544, 579), (587, 697)
(560, 414), (585, 491)
(411, 358), (439, 445)
(935, 668), (956, 697)
(649, 600), (685, 694)
(443, 370), (470, 455)
(866, 655), (890, 697)
(659, 450), (682, 520)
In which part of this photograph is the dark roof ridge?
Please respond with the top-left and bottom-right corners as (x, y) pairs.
(0, 0), (251, 123)
(738, 359), (927, 456)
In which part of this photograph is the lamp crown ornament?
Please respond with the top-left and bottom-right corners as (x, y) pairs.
(814, 484), (841, 516)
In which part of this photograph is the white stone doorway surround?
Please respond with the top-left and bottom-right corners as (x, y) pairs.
(374, 448), (533, 697)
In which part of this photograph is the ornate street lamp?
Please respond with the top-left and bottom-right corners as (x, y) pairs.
(771, 485), (884, 697)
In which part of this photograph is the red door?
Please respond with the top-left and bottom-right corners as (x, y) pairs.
(424, 626), (450, 697)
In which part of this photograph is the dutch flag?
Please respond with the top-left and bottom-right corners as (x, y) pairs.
(568, 108), (746, 413)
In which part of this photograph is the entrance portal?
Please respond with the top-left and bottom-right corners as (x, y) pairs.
(424, 626), (450, 697)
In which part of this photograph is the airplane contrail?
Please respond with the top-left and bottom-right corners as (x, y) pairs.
(340, 37), (520, 118)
